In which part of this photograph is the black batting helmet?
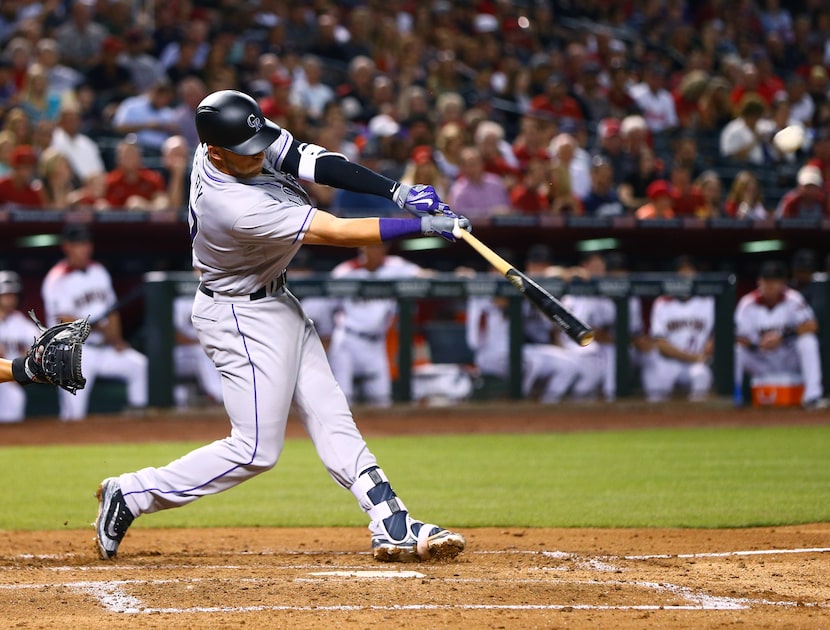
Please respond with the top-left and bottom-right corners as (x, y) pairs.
(195, 90), (281, 155)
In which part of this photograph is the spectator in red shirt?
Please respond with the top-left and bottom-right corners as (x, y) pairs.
(635, 180), (676, 220)
(0, 145), (46, 208)
(258, 71), (293, 126)
(730, 59), (784, 109)
(511, 113), (553, 173)
(474, 120), (521, 188)
(775, 165), (829, 219)
(103, 139), (168, 210)
(670, 165), (705, 216)
(510, 156), (552, 215)
(673, 70), (709, 129)
(528, 74), (584, 127)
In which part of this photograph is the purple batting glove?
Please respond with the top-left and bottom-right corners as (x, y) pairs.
(436, 202), (460, 218)
(393, 183), (442, 216)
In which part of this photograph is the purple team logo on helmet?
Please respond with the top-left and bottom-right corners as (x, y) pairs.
(247, 114), (263, 132)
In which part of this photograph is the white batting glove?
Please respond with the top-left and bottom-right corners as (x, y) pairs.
(421, 215), (471, 242)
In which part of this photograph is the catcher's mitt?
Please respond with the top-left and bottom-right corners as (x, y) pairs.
(12, 311), (91, 394)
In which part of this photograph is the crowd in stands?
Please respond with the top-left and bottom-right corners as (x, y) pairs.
(0, 0), (829, 220)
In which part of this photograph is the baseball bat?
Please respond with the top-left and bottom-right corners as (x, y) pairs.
(452, 225), (595, 347)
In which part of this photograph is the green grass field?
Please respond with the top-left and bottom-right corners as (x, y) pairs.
(1, 425), (829, 531)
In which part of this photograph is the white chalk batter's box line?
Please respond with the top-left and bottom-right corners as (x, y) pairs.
(9, 545), (830, 565)
(1, 546), (829, 613)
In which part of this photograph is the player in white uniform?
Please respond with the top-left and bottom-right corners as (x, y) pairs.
(641, 258), (715, 402)
(173, 292), (223, 405)
(541, 253), (616, 403)
(41, 224), (149, 421)
(734, 260), (826, 409)
(95, 90), (469, 563)
(0, 271), (40, 422)
(327, 244), (422, 406)
(465, 290), (584, 403)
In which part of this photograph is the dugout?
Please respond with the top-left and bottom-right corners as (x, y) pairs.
(142, 271), (741, 406)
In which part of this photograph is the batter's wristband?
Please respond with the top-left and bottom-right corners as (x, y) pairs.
(379, 217), (421, 241)
(11, 357), (33, 386)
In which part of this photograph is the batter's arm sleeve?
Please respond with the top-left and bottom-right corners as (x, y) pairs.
(282, 139), (401, 200)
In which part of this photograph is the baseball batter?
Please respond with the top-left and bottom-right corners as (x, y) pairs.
(327, 243), (422, 407)
(0, 271), (40, 422)
(734, 260), (826, 409)
(95, 90), (469, 563)
(41, 224), (148, 421)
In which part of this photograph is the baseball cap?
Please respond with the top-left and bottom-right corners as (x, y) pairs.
(647, 179), (673, 200)
(797, 165), (823, 187)
(0, 270), (22, 295)
(101, 35), (124, 55)
(474, 13), (499, 33)
(598, 118), (621, 139)
(10, 145), (37, 167)
(61, 223), (93, 243)
(759, 260), (787, 279)
(368, 114), (400, 138)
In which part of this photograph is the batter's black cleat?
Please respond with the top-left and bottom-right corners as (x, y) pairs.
(94, 477), (135, 560)
(372, 516), (466, 562)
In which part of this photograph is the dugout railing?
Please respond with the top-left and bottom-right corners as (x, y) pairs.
(143, 271), (742, 407)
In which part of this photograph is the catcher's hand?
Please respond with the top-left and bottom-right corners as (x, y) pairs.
(13, 311), (91, 394)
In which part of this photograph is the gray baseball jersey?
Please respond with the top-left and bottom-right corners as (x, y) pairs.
(189, 133), (314, 295)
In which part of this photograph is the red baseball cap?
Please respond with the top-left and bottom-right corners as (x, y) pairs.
(646, 179), (673, 200)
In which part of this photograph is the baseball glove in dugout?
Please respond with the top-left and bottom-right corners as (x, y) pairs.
(11, 311), (90, 394)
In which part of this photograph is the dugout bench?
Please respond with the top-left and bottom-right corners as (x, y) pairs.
(143, 271), (746, 407)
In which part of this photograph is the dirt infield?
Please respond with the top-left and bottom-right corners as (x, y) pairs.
(1, 402), (829, 629)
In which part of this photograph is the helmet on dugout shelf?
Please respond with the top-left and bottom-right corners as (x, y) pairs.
(195, 90), (281, 155)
